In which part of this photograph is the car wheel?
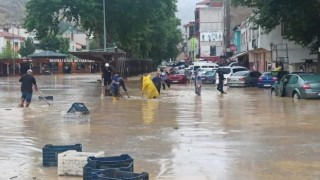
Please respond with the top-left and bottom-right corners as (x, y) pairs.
(293, 92), (301, 99)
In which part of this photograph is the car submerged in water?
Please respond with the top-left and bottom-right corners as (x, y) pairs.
(227, 70), (262, 87)
(271, 73), (320, 99)
(257, 71), (289, 88)
(199, 69), (217, 84)
(168, 69), (187, 84)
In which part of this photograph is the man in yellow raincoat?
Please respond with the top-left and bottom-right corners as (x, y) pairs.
(141, 74), (160, 99)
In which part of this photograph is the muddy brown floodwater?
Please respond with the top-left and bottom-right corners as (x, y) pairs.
(1, 74), (320, 180)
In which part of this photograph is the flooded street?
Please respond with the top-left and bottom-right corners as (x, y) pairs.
(1, 74), (320, 180)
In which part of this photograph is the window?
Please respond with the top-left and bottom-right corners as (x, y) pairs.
(287, 75), (298, 84)
(250, 72), (261, 77)
(210, 46), (216, 56)
(47, 63), (58, 72)
(233, 71), (248, 76)
(76, 63), (85, 70)
(233, 68), (248, 73)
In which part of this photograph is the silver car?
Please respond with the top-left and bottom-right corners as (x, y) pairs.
(227, 70), (262, 87)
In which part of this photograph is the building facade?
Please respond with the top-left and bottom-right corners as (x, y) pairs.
(195, 0), (224, 60)
(236, 19), (317, 72)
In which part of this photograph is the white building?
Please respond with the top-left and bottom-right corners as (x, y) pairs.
(62, 29), (87, 52)
(239, 19), (317, 72)
(195, 0), (224, 60)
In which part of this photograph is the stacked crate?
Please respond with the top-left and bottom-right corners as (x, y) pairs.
(83, 154), (134, 180)
(58, 150), (105, 176)
(42, 144), (82, 167)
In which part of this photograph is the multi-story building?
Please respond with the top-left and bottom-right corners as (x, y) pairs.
(62, 28), (88, 52)
(194, 0), (224, 61)
(183, 21), (197, 60)
(0, 29), (25, 54)
(235, 19), (317, 72)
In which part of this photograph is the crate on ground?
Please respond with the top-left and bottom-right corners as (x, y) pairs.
(67, 102), (90, 114)
(83, 154), (134, 180)
(42, 144), (82, 167)
(58, 150), (105, 176)
(92, 169), (149, 180)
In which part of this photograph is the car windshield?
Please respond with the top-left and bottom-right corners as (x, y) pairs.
(233, 68), (248, 73)
(204, 70), (216, 76)
(301, 74), (320, 83)
(232, 71), (248, 76)
(263, 71), (280, 77)
(262, 72), (272, 76)
(219, 68), (231, 74)
(194, 66), (200, 71)
(172, 69), (184, 74)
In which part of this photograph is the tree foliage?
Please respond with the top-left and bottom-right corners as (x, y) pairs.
(0, 43), (18, 59)
(23, 0), (182, 62)
(231, 0), (320, 52)
(19, 37), (36, 57)
(38, 36), (70, 54)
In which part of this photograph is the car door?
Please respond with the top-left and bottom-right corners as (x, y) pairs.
(285, 75), (299, 97)
(250, 71), (262, 85)
(277, 75), (291, 97)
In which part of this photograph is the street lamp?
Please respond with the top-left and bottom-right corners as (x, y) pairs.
(103, 0), (106, 52)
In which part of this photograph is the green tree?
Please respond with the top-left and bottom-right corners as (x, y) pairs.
(0, 43), (18, 59)
(231, 0), (320, 72)
(39, 36), (70, 54)
(23, 0), (182, 63)
(19, 37), (36, 57)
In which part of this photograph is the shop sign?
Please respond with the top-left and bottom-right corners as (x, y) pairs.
(49, 59), (95, 63)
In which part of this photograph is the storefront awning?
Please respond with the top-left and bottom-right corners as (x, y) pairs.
(230, 51), (248, 60)
(27, 51), (68, 58)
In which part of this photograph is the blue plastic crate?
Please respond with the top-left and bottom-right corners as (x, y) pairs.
(92, 169), (149, 180)
(42, 144), (82, 167)
(67, 103), (90, 114)
(83, 154), (134, 180)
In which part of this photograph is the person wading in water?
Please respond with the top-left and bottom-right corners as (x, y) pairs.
(19, 69), (38, 107)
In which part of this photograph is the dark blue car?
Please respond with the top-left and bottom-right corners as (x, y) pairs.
(257, 71), (288, 88)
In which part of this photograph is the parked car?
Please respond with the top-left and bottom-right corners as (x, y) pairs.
(271, 73), (320, 99)
(257, 71), (289, 88)
(168, 69), (187, 84)
(200, 70), (217, 84)
(227, 70), (262, 87)
(215, 66), (248, 85)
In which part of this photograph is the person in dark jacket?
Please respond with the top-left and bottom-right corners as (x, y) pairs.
(102, 63), (113, 87)
(152, 72), (162, 94)
(216, 68), (227, 94)
(19, 69), (38, 107)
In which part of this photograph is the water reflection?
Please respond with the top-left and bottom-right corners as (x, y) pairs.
(142, 100), (160, 124)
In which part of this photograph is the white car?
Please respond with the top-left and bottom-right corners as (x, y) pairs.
(215, 66), (249, 85)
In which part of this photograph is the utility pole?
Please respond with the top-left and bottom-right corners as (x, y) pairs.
(11, 23), (16, 76)
(224, 0), (231, 56)
(103, 0), (106, 52)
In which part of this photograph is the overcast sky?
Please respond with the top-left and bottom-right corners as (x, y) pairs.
(177, 0), (199, 26)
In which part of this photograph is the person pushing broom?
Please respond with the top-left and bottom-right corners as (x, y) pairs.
(19, 69), (38, 107)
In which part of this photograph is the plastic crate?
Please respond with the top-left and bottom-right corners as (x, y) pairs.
(83, 154), (134, 180)
(42, 144), (82, 167)
(67, 103), (90, 114)
(58, 150), (105, 176)
(92, 169), (149, 180)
